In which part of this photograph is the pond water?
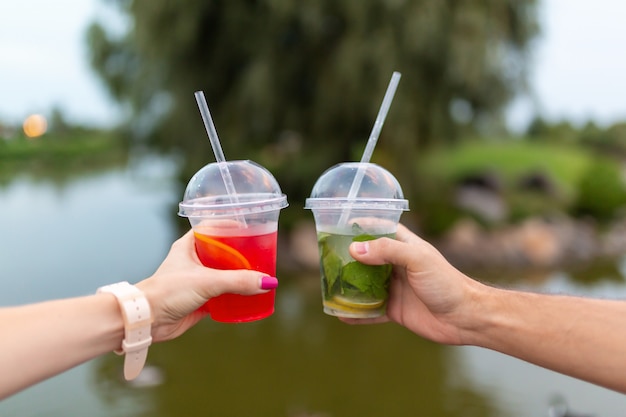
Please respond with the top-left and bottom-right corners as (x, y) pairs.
(1, 155), (626, 417)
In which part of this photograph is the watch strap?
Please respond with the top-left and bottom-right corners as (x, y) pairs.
(97, 281), (153, 380)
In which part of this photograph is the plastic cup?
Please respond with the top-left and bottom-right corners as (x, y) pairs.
(178, 160), (288, 323)
(305, 162), (409, 318)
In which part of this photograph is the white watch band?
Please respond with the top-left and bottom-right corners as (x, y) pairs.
(97, 281), (153, 380)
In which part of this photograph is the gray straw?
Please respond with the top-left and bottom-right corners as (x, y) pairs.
(194, 91), (246, 226)
(337, 71), (402, 226)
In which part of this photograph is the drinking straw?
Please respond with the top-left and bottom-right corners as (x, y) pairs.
(338, 71), (401, 226)
(194, 91), (246, 226)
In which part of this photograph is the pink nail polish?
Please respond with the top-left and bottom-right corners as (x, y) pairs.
(260, 276), (278, 290)
(353, 241), (369, 255)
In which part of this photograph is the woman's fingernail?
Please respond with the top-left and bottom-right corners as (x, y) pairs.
(352, 241), (369, 255)
(260, 276), (279, 290)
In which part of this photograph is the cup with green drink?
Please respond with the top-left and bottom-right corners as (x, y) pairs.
(305, 162), (409, 318)
(305, 71), (406, 317)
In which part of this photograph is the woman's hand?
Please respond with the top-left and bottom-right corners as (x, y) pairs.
(136, 230), (277, 342)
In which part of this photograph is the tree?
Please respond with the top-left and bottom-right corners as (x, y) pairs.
(87, 0), (539, 207)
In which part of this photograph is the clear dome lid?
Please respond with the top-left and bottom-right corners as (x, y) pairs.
(305, 162), (409, 211)
(178, 160), (288, 217)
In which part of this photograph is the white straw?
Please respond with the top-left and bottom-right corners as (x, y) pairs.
(194, 91), (246, 226)
(338, 72), (401, 226)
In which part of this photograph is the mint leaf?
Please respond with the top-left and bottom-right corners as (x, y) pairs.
(317, 232), (331, 243)
(352, 222), (365, 235)
(352, 233), (376, 242)
(341, 261), (391, 299)
(320, 237), (342, 295)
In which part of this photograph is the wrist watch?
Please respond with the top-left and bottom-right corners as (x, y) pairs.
(97, 281), (153, 380)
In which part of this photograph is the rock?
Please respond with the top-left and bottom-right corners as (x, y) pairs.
(436, 216), (609, 270)
(517, 170), (557, 196)
(454, 171), (507, 223)
(454, 187), (508, 223)
(514, 218), (562, 267)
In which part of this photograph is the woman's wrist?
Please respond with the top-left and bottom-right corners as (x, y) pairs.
(97, 282), (154, 380)
(92, 293), (128, 353)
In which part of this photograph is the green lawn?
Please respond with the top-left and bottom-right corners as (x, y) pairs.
(0, 130), (124, 160)
(0, 130), (129, 183)
(418, 140), (592, 201)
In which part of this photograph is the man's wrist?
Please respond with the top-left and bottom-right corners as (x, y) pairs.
(454, 280), (503, 347)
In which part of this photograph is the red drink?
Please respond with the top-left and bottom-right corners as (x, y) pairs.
(178, 160), (287, 323)
(194, 224), (278, 323)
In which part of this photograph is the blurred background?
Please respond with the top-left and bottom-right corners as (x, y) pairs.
(2, 0), (626, 416)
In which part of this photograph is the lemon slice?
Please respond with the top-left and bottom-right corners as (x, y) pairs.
(194, 233), (252, 269)
(332, 295), (384, 310)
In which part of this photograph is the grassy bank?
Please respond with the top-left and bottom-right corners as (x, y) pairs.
(413, 140), (626, 236)
(418, 140), (591, 199)
(0, 130), (125, 159)
(0, 130), (130, 183)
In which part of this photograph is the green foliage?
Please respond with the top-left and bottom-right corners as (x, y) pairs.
(413, 140), (605, 235)
(0, 130), (129, 184)
(526, 117), (626, 158)
(572, 157), (626, 222)
(418, 140), (589, 201)
(0, 130), (125, 160)
(417, 193), (465, 236)
(87, 0), (539, 214)
(526, 116), (579, 144)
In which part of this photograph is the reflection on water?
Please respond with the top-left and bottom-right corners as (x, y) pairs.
(1, 156), (626, 416)
(93, 279), (490, 417)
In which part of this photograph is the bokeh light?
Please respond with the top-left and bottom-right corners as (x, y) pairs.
(23, 114), (48, 138)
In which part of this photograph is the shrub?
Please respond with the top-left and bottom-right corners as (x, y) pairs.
(572, 157), (626, 222)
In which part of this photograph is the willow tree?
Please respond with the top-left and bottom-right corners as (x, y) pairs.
(87, 0), (539, 206)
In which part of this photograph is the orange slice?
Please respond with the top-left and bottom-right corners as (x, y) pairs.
(194, 233), (252, 269)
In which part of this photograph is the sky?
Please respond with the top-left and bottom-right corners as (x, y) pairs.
(509, 0), (626, 130)
(0, 0), (122, 127)
(1, 0), (626, 131)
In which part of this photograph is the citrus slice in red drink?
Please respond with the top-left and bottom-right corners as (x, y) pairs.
(194, 232), (252, 269)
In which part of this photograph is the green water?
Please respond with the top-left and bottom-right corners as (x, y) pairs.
(1, 156), (626, 416)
